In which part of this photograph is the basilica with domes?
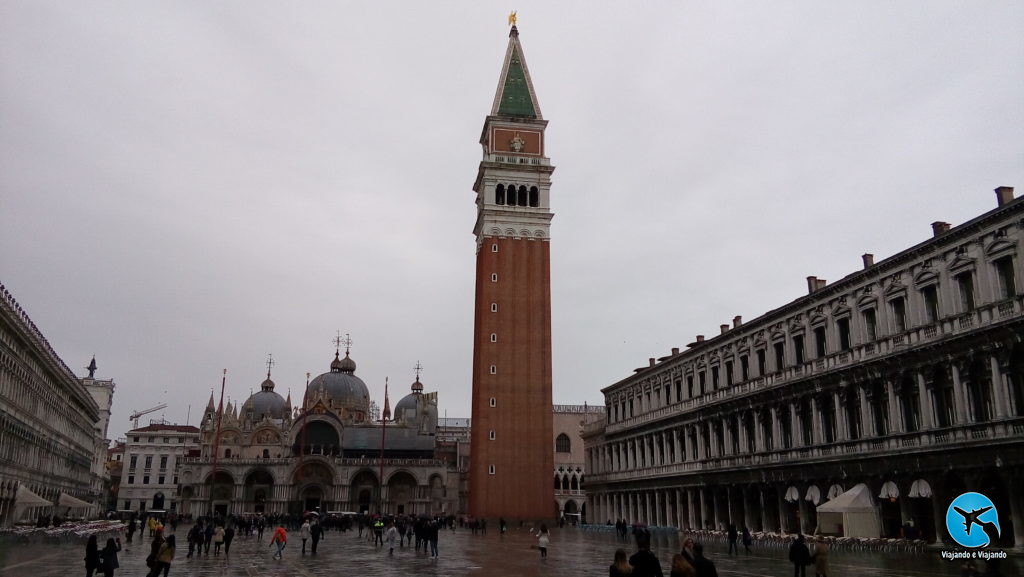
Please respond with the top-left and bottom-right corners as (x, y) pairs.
(177, 344), (456, 517)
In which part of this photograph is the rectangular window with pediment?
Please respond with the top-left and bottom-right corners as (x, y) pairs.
(711, 366), (720, 389)
(814, 326), (827, 357)
(995, 257), (1016, 299)
(956, 272), (975, 312)
(725, 361), (734, 385)
(793, 335), (805, 364)
(698, 371), (706, 395)
(863, 309), (877, 341)
(773, 342), (785, 371)
(740, 356), (749, 381)
(756, 349), (766, 376)
(837, 317), (851, 350)
(922, 285), (940, 323)
(890, 297), (907, 332)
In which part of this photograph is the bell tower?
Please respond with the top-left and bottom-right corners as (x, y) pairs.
(468, 22), (555, 521)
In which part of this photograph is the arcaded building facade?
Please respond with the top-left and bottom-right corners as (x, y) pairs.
(0, 282), (100, 525)
(469, 24), (555, 521)
(583, 187), (1024, 548)
(553, 405), (603, 520)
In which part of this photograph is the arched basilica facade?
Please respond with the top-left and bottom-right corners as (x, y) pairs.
(178, 348), (457, 517)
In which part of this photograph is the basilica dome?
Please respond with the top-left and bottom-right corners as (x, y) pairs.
(245, 377), (288, 419)
(308, 351), (370, 413)
(394, 378), (424, 419)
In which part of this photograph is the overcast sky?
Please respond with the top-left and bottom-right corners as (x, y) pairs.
(2, 2), (1022, 444)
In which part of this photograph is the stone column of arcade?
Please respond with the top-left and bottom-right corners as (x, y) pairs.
(798, 489), (811, 534)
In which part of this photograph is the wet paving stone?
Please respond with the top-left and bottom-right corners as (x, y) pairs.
(0, 524), (1021, 576)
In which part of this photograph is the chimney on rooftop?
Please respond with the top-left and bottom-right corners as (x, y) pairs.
(671, 347), (680, 355)
(733, 315), (742, 328)
(995, 186), (1015, 207)
(816, 278), (827, 290)
(932, 222), (951, 237)
(649, 358), (656, 367)
(807, 276), (818, 294)
(696, 335), (705, 343)
(720, 324), (729, 335)
(862, 253), (874, 269)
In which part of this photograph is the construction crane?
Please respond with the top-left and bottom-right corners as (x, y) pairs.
(129, 403), (168, 429)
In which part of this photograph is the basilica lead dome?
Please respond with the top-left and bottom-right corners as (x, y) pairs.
(307, 350), (370, 414)
(243, 376), (289, 420)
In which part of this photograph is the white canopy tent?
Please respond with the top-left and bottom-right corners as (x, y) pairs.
(57, 493), (92, 510)
(13, 485), (52, 522)
(816, 483), (880, 538)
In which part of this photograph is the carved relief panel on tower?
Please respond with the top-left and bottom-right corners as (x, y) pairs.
(490, 127), (543, 155)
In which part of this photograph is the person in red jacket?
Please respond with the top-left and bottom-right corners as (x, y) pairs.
(270, 526), (287, 559)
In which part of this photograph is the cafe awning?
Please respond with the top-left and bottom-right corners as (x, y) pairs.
(57, 493), (92, 509)
(15, 485), (51, 507)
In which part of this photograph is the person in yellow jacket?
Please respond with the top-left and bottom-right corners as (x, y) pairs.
(147, 534), (175, 577)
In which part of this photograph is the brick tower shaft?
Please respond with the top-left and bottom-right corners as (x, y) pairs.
(468, 24), (556, 521)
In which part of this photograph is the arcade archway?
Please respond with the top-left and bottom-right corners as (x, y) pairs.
(349, 470), (379, 514)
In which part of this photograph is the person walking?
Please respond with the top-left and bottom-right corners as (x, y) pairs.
(270, 525), (287, 559)
(146, 530), (165, 575)
(85, 534), (100, 577)
(427, 520), (440, 558)
(810, 537), (830, 577)
(691, 544), (718, 577)
(98, 537), (121, 577)
(680, 537), (696, 563)
(126, 518), (136, 544)
(741, 527), (752, 555)
(385, 521), (399, 555)
(212, 525), (225, 556)
(300, 520), (311, 554)
(310, 520), (323, 554)
(148, 534), (175, 577)
(669, 553), (696, 577)
(185, 523), (200, 558)
(536, 524), (549, 559)
(789, 534), (812, 577)
(726, 524), (738, 555)
(609, 549), (633, 577)
(223, 526), (235, 556)
(628, 531), (664, 577)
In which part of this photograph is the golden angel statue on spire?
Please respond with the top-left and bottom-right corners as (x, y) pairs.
(508, 11), (517, 27)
